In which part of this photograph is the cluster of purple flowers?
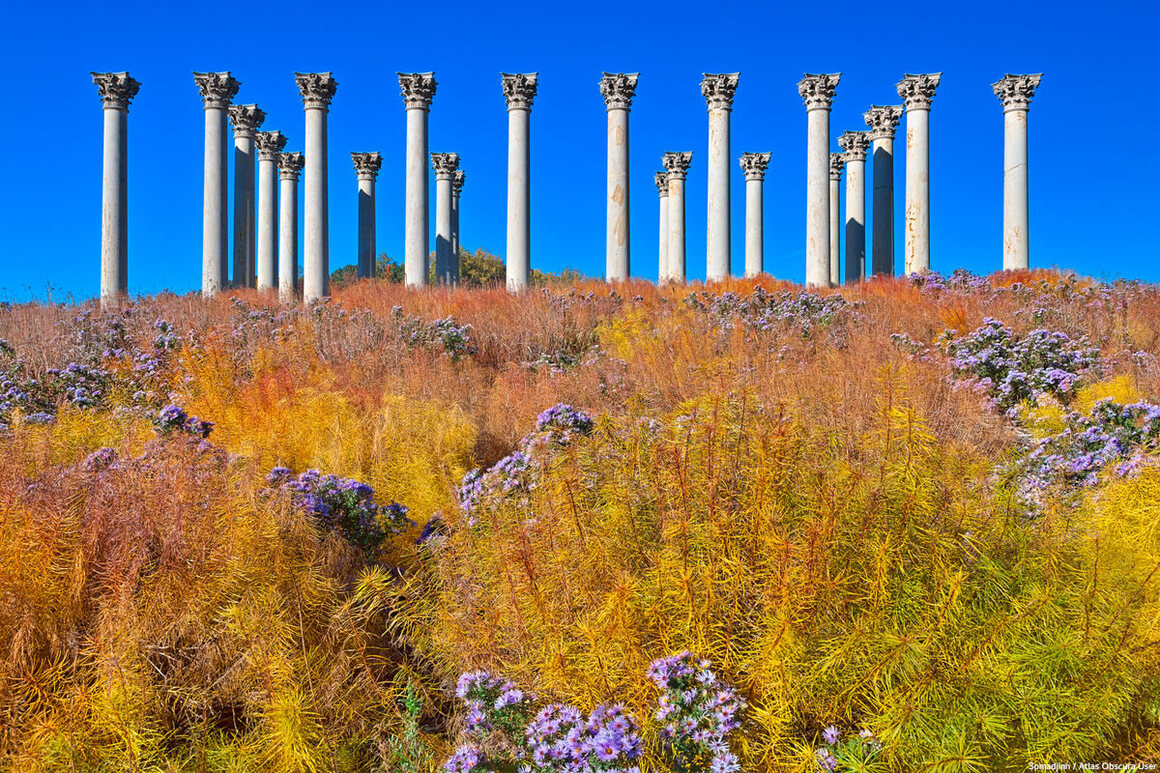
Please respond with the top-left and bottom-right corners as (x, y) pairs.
(812, 726), (881, 771)
(454, 670), (535, 736)
(534, 404), (596, 444)
(399, 315), (478, 361)
(153, 404), (214, 439)
(684, 288), (857, 340)
(647, 652), (744, 773)
(44, 362), (111, 410)
(82, 446), (118, 472)
(266, 466), (412, 555)
(909, 268), (997, 296)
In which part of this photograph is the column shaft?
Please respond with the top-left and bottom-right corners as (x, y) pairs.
(279, 175), (298, 303)
(358, 178), (375, 279)
(829, 177), (841, 286)
(257, 157), (278, 289)
(435, 177), (453, 284)
(606, 107), (630, 280)
(844, 159), (866, 284)
(744, 178), (762, 278)
(451, 192), (460, 281)
(871, 138), (894, 276)
(303, 108), (328, 301)
(232, 136), (256, 287)
(904, 108), (931, 274)
(100, 106), (128, 308)
(202, 107), (229, 295)
(706, 108), (731, 281)
(404, 108), (429, 286)
(1003, 108), (1030, 270)
(806, 108), (830, 287)
(506, 108), (531, 291)
(658, 196), (669, 282)
(668, 178), (686, 284)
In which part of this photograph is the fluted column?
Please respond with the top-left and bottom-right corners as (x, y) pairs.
(655, 171), (669, 282)
(351, 152), (382, 280)
(829, 154), (845, 286)
(739, 153), (769, 278)
(798, 74), (841, 287)
(451, 170), (464, 282)
(277, 152), (304, 303)
(194, 72), (240, 297)
(897, 74), (941, 275)
(503, 73), (538, 292)
(703, 73), (740, 282)
(662, 152), (693, 285)
(398, 73), (437, 287)
(993, 73), (1043, 271)
(431, 153), (460, 285)
(838, 131), (871, 284)
(92, 72), (139, 310)
(864, 105), (903, 277)
(255, 131), (286, 291)
(601, 73), (638, 282)
(295, 72), (337, 303)
(229, 104), (265, 288)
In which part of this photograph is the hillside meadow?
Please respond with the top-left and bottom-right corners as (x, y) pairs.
(2, 271), (1160, 771)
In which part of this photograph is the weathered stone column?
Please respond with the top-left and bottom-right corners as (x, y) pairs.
(992, 73), (1043, 271)
(798, 74), (841, 287)
(829, 153), (844, 286)
(431, 153), (460, 285)
(503, 73), (538, 292)
(703, 73), (740, 282)
(294, 73), (337, 302)
(662, 152), (693, 285)
(194, 72), (240, 297)
(451, 170), (464, 281)
(92, 72), (139, 310)
(837, 131), (871, 284)
(601, 72), (638, 282)
(864, 105), (903, 277)
(398, 73), (437, 287)
(897, 73), (941, 275)
(277, 152), (304, 304)
(229, 104), (265, 288)
(739, 153), (770, 278)
(655, 171), (669, 282)
(255, 130), (286, 291)
(350, 152), (382, 280)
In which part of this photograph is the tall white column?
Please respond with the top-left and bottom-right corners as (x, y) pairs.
(829, 153), (844, 286)
(662, 152), (693, 285)
(897, 73), (941, 275)
(655, 171), (669, 282)
(703, 73), (740, 282)
(864, 105), (903, 278)
(451, 170), (464, 283)
(229, 104), (265, 288)
(255, 131), (286, 291)
(739, 153), (770, 278)
(351, 152), (382, 280)
(277, 152), (303, 303)
(398, 73), (437, 287)
(295, 72), (337, 303)
(838, 131), (871, 284)
(798, 74), (841, 288)
(431, 153), (460, 285)
(92, 72), (139, 310)
(503, 73), (538, 292)
(194, 72), (240, 297)
(992, 73), (1043, 271)
(601, 72), (638, 282)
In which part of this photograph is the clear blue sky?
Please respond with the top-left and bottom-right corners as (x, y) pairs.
(1, 0), (1156, 302)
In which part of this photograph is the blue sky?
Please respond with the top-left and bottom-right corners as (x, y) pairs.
(0, 0), (1156, 302)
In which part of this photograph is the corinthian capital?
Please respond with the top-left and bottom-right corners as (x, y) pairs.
(255, 131), (287, 161)
(702, 73), (740, 111)
(798, 73), (841, 110)
(294, 72), (337, 110)
(352, 152), (383, 180)
(863, 105), (903, 140)
(228, 104), (266, 137)
(453, 170), (466, 196)
(837, 130), (872, 162)
(661, 152), (693, 180)
(278, 152), (304, 181)
(992, 73), (1043, 111)
(502, 72), (539, 110)
(193, 72), (240, 109)
(92, 72), (140, 110)
(739, 152), (770, 181)
(896, 73), (942, 110)
(600, 72), (639, 110)
(829, 153), (845, 181)
(398, 72), (437, 110)
(430, 152), (460, 179)
(655, 170), (670, 196)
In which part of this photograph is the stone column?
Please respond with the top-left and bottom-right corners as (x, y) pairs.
(351, 152), (382, 280)
(503, 73), (538, 292)
(829, 153), (845, 286)
(897, 73), (941, 275)
(739, 153), (770, 278)
(655, 171), (669, 282)
(601, 72), (638, 282)
(451, 170), (465, 282)
(229, 104), (265, 288)
(431, 153), (460, 285)
(277, 152), (304, 304)
(662, 152), (693, 285)
(294, 73), (337, 303)
(992, 73), (1043, 271)
(703, 73), (740, 282)
(864, 105), (903, 277)
(92, 72), (140, 310)
(194, 72), (240, 297)
(398, 73), (437, 287)
(255, 130), (287, 291)
(837, 131), (871, 284)
(798, 74), (841, 288)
